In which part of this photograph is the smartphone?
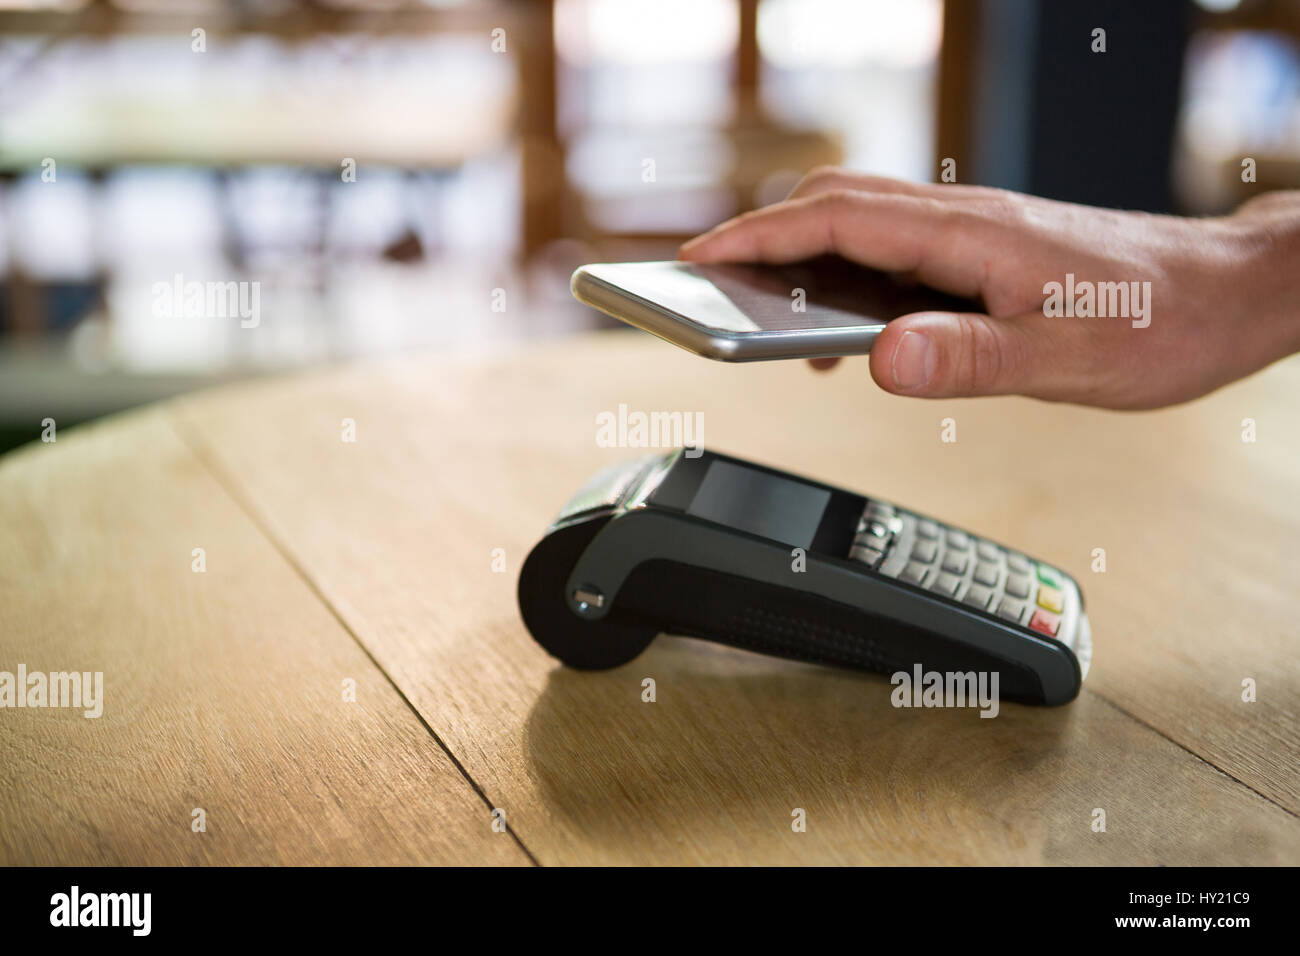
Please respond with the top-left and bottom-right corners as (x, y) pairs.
(519, 450), (1090, 705)
(571, 255), (978, 362)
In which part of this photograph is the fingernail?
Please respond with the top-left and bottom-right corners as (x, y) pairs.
(892, 330), (935, 389)
(678, 235), (707, 257)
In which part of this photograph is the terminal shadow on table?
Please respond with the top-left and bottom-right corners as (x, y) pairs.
(522, 636), (1078, 859)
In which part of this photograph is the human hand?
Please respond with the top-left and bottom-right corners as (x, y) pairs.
(679, 168), (1300, 409)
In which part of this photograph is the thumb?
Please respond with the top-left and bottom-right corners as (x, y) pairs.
(869, 311), (1062, 399)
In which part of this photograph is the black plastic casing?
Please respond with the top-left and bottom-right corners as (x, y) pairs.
(518, 450), (1086, 705)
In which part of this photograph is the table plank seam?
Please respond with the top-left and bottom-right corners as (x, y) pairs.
(1086, 689), (1297, 819)
(167, 410), (544, 867)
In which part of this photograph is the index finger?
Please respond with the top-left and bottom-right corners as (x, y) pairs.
(679, 190), (1012, 301)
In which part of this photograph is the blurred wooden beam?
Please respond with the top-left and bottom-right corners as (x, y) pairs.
(935, 0), (979, 184)
(736, 0), (759, 115)
(516, 0), (560, 260)
(0, 0), (521, 38)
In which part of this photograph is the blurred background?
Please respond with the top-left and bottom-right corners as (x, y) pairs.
(2, 0), (1299, 452)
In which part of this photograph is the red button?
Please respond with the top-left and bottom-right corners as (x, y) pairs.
(1028, 609), (1060, 637)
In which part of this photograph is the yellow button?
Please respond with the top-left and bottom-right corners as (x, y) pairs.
(1036, 585), (1064, 614)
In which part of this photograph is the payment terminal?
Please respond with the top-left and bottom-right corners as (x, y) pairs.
(518, 450), (1091, 705)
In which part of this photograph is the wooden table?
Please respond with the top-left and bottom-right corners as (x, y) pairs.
(2, 332), (1297, 865)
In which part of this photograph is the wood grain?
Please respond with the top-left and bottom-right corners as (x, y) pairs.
(0, 411), (528, 866)
(170, 332), (1300, 864)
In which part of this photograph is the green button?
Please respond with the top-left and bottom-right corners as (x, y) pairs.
(1036, 564), (1063, 588)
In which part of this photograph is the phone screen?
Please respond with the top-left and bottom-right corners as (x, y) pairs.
(580, 255), (974, 333)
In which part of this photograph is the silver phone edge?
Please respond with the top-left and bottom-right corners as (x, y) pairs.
(570, 266), (886, 363)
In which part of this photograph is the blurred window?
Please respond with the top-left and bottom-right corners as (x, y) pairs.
(759, 0), (942, 181)
(1174, 28), (1300, 212)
